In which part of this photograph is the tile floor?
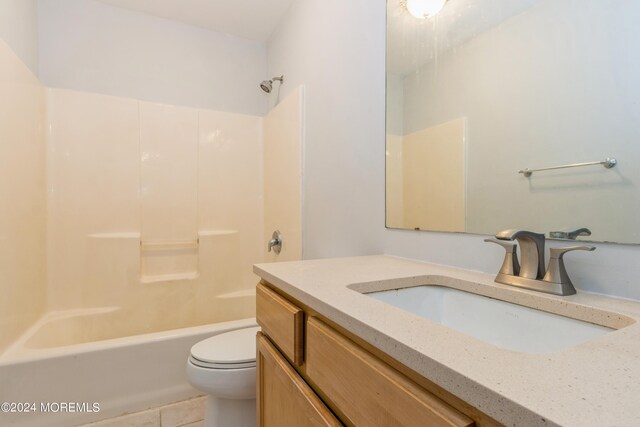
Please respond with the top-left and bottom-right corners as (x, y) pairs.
(79, 396), (206, 427)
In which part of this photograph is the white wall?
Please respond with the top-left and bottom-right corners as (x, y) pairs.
(38, 0), (268, 116)
(267, 0), (387, 259)
(0, 0), (39, 74)
(267, 0), (640, 301)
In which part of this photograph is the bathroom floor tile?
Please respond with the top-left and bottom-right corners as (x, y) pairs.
(80, 408), (160, 427)
(176, 422), (204, 427)
(159, 396), (206, 427)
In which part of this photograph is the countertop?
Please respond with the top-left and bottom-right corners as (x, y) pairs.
(253, 255), (640, 427)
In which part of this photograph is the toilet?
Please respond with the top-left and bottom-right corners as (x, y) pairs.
(186, 326), (261, 427)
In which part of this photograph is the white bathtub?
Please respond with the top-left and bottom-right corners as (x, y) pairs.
(0, 315), (257, 427)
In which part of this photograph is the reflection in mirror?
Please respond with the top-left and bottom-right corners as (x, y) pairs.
(386, 0), (640, 244)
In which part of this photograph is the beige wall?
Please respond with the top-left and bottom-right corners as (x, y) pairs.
(198, 109), (265, 295)
(1, 70), (297, 347)
(385, 134), (404, 229)
(0, 19), (302, 347)
(46, 89), (140, 309)
(0, 40), (47, 352)
(46, 89), (263, 326)
(139, 102), (199, 281)
(263, 87), (303, 262)
(390, 119), (466, 232)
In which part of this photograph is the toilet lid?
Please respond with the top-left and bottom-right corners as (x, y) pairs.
(190, 326), (260, 369)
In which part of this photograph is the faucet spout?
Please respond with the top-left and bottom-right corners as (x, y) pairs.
(496, 229), (546, 279)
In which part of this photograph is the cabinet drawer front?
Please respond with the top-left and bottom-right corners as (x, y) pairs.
(306, 318), (475, 427)
(257, 333), (343, 427)
(256, 283), (304, 366)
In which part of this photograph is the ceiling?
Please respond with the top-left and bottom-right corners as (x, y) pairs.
(96, 0), (295, 42)
(387, 0), (543, 75)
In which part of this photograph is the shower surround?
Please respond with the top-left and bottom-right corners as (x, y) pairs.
(0, 38), (303, 426)
(0, 39), (47, 354)
(45, 88), (264, 323)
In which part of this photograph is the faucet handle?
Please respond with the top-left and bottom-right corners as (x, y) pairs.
(549, 228), (592, 240)
(484, 239), (520, 276)
(542, 246), (595, 294)
(548, 245), (595, 259)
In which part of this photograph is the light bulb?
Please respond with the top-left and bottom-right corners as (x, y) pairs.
(405, 0), (447, 19)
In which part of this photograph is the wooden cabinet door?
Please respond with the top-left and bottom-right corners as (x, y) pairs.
(257, 332), (343, 427)
(305, 317), (475, 427)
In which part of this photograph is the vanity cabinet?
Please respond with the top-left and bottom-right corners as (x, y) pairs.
(256, 281), (499, 427)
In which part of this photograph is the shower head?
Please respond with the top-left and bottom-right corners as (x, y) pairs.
(260, 75), (284, 93)
(260, 80), (273, 93)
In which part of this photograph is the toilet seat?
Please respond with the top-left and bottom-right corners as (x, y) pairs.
(189, 326), (260, 370)
(189, 356), (256, 370)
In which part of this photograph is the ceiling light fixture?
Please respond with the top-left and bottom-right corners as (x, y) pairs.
(404, 0), (448, 19)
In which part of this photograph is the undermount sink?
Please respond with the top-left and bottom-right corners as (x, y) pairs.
(365, 285), (613, 354)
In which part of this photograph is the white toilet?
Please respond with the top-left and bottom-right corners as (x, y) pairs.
(186, 326), (261, 427)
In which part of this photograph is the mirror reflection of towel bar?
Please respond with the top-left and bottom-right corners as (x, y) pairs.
(140, 240), (199, 251)
(519, 157), (617, 178)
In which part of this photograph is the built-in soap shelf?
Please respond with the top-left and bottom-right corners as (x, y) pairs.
(140, 237), (199, 284)
(198, 230), (238, 237)
(139, 271), (200, 284)
(87, 230), (239, 285)
(88, 232), (141, 239)
(140, 239), (199, 251)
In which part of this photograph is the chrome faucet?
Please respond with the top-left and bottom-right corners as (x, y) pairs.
(486, 229), (595, 296)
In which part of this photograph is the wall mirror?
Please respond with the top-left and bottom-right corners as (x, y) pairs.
(386, 0), (640, 244)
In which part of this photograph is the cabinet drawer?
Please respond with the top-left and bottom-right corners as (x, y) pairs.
(306, 317), (475, 427)
(256, 282), (304, 366)
(257, 332), (343, 427)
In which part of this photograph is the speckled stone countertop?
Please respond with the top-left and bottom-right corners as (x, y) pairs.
(254, 255), (640, 427)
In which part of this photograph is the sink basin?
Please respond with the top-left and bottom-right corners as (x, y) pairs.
(365, 286), (613, 354)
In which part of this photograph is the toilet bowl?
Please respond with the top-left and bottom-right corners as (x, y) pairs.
(186, 326), (261, 427)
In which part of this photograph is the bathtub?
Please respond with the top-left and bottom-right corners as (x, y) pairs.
(0, 309), (257, 427)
